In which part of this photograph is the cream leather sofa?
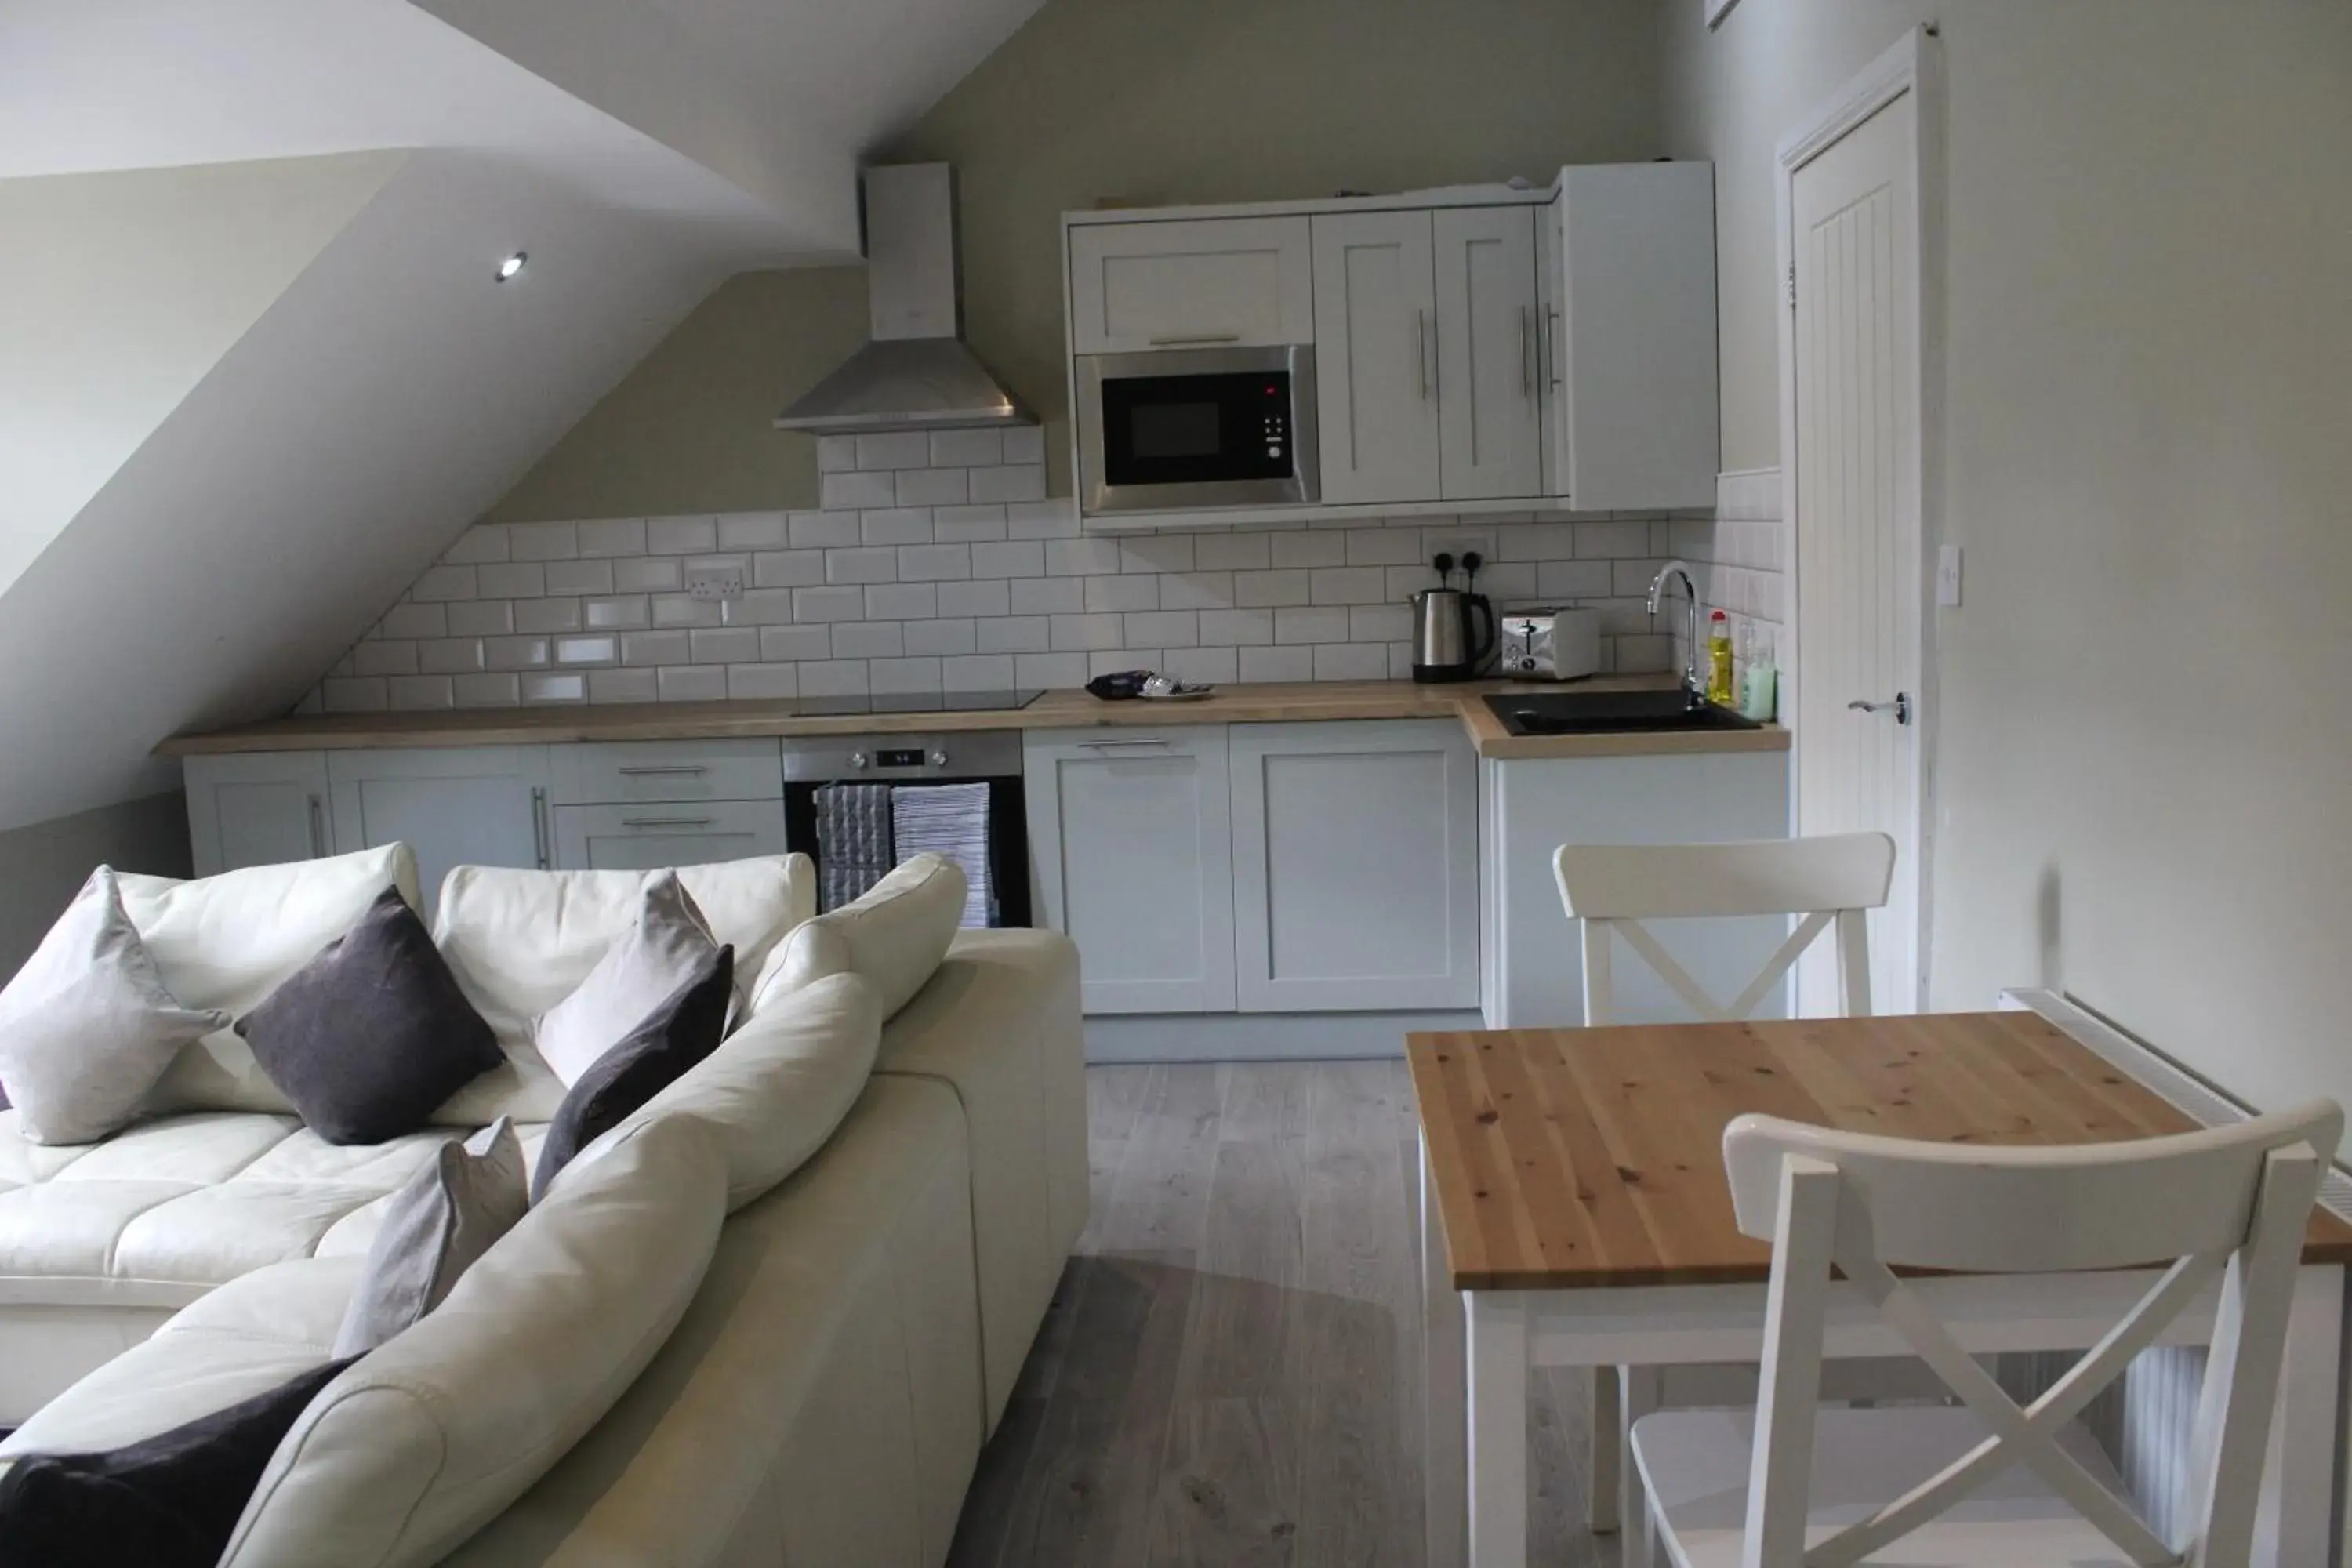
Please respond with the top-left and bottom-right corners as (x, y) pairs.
(0, 848), (1087, 1566)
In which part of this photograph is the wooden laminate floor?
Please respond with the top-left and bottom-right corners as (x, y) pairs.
(946, 1060), (1606, 1568)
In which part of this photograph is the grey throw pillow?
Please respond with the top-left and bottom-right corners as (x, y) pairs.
(234, 887), (502, 1145)
(534, 872), (735, 1087)
(0, 867), (231, 1145)
(332, 1117), (528, 1358)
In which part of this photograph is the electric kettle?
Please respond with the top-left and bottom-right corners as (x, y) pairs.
(1409, 552), (1494, 683)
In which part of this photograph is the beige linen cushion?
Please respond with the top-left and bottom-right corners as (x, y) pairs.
(120, 846), (423, 1116)
(220, 1113), (727, 1568)
(770, 854), (967, 1018)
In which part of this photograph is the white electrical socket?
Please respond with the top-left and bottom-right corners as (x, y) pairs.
(1936, 545), (1962, 608)
(686, 564), (745, 602)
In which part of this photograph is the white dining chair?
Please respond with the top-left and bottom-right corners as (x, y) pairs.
(1629, 1100), (2341, 1568)
(1553, 832), (1896, 1537)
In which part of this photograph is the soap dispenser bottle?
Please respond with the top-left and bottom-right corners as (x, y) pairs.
(1706, 610), (1735, 706)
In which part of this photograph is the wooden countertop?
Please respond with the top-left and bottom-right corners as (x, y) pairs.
(1407, 1014), (2352, 1292)
(156, 675), (1788, 761)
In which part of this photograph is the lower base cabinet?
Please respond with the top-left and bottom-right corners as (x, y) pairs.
(1025, 719), (1479, 1017)
(184, 753), (332, 877)
(328, 747), (552, 920)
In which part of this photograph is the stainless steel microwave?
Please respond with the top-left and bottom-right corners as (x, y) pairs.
(1075, 345), (1319, 514)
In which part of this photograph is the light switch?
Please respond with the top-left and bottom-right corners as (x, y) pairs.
(1936, 545), (1962, 608)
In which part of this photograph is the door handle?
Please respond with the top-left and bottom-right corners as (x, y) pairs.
(1848, 693), (1912, 725)
(1148, 332), (1241, 347)
(1414, 309), (1431, 401)
(1520, 305), (1534, 398)
(530, 786), (550, 869)
(617, 764), (709, 777)
(307, 794), (326, 858)
(622, 815), (717, 829)
(1547, 307), (1564, 390)
(1079, 737), (1173, 750)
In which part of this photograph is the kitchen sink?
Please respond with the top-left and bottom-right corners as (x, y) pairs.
(1485, 690), (1763, 737)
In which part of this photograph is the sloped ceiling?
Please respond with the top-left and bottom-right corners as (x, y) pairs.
(0, 0), (1050, 833)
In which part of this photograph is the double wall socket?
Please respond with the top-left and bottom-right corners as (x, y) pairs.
(686, 564), (746, 602)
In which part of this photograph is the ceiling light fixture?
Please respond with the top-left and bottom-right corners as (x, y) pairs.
(496, 251), (528, 282)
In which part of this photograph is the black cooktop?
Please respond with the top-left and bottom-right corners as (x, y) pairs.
(789, 689), (1045, 717)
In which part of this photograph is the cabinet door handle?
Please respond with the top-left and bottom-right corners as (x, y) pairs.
(1414, 309), (1431, 401)
(1547, 307), (1564, 390)
(1080, 737), (1173, 750)
(531, 786), (550, 869)
(1148, 332), (1240, 347)
(622, 815), (717, 829)
(1520, 305), (1534, 398)
(307, 794), (326, 858)
(617, 764), (709, 777)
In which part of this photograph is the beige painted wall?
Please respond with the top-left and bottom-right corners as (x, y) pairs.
(0, 793), (191, 985)
(485, 0), (1661, 521)
(1661, 2), (2352, 1130)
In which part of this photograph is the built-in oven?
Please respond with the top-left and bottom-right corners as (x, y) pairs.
(782, 730), (1031, 927)
(1076, 344), (1319, 514)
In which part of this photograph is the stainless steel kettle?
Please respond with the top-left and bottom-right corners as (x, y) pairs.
(1409, 585), (1495, 683)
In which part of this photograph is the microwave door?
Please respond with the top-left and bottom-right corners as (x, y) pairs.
(1077, 345), (1319, 514)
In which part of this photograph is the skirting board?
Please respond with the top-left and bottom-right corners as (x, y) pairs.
(1083, 1010), (1485, 1063)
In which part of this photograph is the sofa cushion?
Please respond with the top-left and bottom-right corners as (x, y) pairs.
(771, 854), (966, 1019)
(121, 847), (422, 1118)
(534, 949), (731, 1202)
(431, 856), (815, 1125)
(0, 1113), (463, 1308)
(220, 1114), (727, 1568)
(535, 872), (733, 1087)
(0, 868), (232, 1145)
(619, 971), (883, 1213)
(234, 888), (502, 1146)
(332, 1119), (526, 1358)
(0, 1356), (353, 1568)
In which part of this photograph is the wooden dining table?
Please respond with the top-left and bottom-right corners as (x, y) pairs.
(1409, 994), (2352, 1568)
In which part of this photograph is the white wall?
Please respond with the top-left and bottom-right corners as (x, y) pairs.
(0, 154), (402, 594)
(0, 151), (741, 830)
(1662, 2), (2352, 1133)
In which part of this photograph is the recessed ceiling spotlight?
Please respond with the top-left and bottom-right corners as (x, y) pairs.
(496, 251), (528, 282)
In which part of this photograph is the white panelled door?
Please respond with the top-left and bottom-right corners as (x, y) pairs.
(1791, 89), (1923, 1017)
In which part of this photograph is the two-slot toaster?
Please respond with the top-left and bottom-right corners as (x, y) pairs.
(1495, 606), (1601, 681)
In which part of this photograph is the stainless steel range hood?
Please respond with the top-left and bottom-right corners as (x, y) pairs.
(775, 164), (1033, 435)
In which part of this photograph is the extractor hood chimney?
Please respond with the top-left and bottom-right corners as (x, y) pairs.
(775, 164), (1034, 436)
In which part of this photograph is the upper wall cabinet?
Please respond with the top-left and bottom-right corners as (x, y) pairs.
(1066, 216), (1315, 354)
(1064, 165), (1718, 524)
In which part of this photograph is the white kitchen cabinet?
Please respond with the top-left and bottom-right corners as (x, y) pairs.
(553, 801), (789, 873)
(1432, 205), (1544, 501)
(1024, 728), (1236, 1014)
(184, 752), (332, 876)
(1311, 210), (1442, 505)
(1229, 720), (1479, 1011)
(1066, 216), (1315, 355)
(1541, 162), (1719, 510)
(328, 747), (551, 918)
(549, 739), (782, 808)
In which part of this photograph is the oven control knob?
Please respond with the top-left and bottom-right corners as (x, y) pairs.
(928, 750), (949, 768)
(848, 753), (868, 770)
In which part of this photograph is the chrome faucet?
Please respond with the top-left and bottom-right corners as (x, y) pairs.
(1646, 560), (1704, 704)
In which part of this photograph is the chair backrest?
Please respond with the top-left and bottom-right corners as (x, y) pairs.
(1721, 1101), (2342, 1568)
(1553, 833), (1894, 1024)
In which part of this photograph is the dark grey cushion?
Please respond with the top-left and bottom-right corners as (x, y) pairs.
(332, 1117), (528, 1359)
(234, 887), (501, 1145)
(532, 946), (732, 1203)
(0, 1356), (352, 1568)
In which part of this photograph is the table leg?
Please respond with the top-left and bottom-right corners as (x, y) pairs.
(1468, 1293), (1529, 1568)
(2256, 1262), (2343, 1568)
(1617, 1366), (1661, 1568)
(1422, 1130), (1468, 1568)
(1589, 1368), (1621, 1533)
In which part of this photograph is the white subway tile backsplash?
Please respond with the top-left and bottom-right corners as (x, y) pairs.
(579, 517), (649, 557)
(508, 521), (579, 561)
(855, 431), (930, 471)
(322, 435), (1703, 710)
(930, 429), (1003, 468)
(938, 578), (1011, 619)
(656, 666), (728, 702)
(1083, 575), (1157, 613)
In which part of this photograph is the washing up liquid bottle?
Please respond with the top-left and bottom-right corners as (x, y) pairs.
(1706, 610), (1735, 706)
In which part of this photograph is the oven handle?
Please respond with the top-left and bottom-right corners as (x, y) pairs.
(1147, 332), (1241, 347)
